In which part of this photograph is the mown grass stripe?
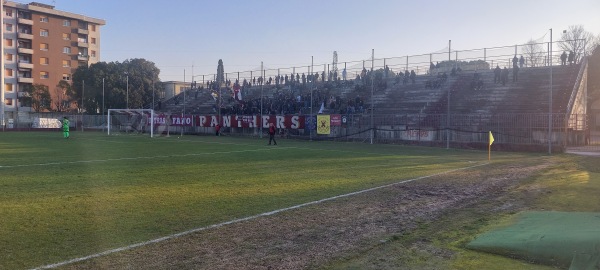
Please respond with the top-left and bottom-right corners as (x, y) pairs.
(31, 162), (488, 270)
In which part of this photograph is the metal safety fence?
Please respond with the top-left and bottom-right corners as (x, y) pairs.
(1, 112), (588, 153)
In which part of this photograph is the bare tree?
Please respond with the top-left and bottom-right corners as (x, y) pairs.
(559, 25), (596, 63)
(593, 34), (600, 53)
(522, 39), (545, 67)
(53, 80), (72, 112)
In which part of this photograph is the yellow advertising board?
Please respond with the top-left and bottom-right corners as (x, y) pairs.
(317, 115), (330, 135)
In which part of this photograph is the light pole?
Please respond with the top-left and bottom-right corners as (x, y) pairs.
(81, 80), (85, 131)
(0, 1), (4, 130)
(447, 40), (451, 149)
(260, 62), (264, 139)
(370, 49), (374, 144)
(310, 56), (314, 141)
(151, 79), (154, 111)
(126, 74), (129, 109)
(548, 28), (553, 154)
(102, 78), (105, 116)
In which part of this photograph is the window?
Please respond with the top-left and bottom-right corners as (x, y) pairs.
(5, 83), (13, 92)
(62, 33), (70, 40)
(40, 43), (49, 51)
(91, 50), (96, 57)
(19, 55), (32, 63)
(40, 16), (48, 22)
(5, 68), (13, 77)
(40, 57), (49, 65)
(62, 74), (71, 81)
(63, 20), (71, 27)
(91, 37), (96, 44)
(5, 9), (13, 17)
(5, 39), (13, 47)
(62, 60), (71, 67)
(5, 23), (13, 32)
(5, 98), (13, 106)
(63, 47), (71, 54)
(5, 54), (13, 62)
(40, 29), (48, 37)
(91, 25), (96, 31)
(40, 71), (49, 79)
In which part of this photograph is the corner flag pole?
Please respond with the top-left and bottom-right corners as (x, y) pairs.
(488, 131), (494, 161)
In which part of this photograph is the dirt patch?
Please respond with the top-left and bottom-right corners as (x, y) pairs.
(61, 161), (551, 270)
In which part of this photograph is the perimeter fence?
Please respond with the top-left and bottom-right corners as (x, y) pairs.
(191, 39), (587, 90)
(2, 111), (588, 152)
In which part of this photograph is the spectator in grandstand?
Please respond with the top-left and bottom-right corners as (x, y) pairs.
(430, 62), (435, 73)
(494, 65), (501, 84)
(268, 123), (277, 145)
(215, 123), (221, 136)
(342, 68), (347, 81)
(561, 51), (567, 66)
(512, 55), (518, 68)
(61, 116), (70, 139)
(403, 70), (410, 85)
(501, 67), (509, 86)
(568, 51), (575, 65)
(513, 65), (519, 82)
(519, 55), (525, 68)
(410, 70), (416, 84)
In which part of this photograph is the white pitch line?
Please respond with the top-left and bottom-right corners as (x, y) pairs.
(0, 147), (292, 169)
(31, 162), (489, 270)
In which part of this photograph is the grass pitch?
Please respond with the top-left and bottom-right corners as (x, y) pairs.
(1, 131), (527, 269)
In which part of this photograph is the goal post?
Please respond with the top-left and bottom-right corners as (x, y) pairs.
(107, 109), (154, 137)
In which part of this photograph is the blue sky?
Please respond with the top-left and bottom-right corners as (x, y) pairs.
(30, 0), (600, 81)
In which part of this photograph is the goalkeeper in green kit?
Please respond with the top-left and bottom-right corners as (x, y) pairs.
(62, 116), (70, 139)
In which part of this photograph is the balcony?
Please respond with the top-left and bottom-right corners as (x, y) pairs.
(77, 54), (89, 61)
(18, 47), (33, 54)
(18, 32), (33, 40)
(18, 18), (33, 25)
(18, 77), (33, 84)
(77, 28), (89, 35)
(77, 42), (88, 48)
(18, 62), (33, 69)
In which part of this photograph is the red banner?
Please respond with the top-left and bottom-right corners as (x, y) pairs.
(152, 114), (305, 129)
(196, 115), (305, 129)
(330, 114), (342, 126)
(170, 115), (194, 126)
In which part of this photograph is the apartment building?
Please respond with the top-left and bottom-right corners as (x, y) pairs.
(2, 1), (105, 112)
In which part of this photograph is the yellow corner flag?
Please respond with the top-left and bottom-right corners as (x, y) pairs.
(488, 131), (494, 161)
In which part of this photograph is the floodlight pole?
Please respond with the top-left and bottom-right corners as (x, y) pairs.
(0, 1), (5, 130)
(182, 69), (185, 137)
(310, 56), (314, 141)
(102, 78), (105, 116)
(370, 49), (374, 144)
(81, 80), (85, 132)
(260, 61), (263, 138)
(447, 40), (451, 149)
(151, 79), (154, 111)
(548, 29), (553, 154)
(126, 75), (129, 109)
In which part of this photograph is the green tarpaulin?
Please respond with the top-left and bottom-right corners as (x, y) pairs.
(467, 211), (600, 270)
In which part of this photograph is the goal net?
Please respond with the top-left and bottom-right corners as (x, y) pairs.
(107, 109), (155, 137)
